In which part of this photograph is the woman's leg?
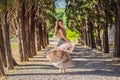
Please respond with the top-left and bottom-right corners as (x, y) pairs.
(59, 68), (62, 73)
(59, 68), (66, 73)
(62, 68), (66, 73)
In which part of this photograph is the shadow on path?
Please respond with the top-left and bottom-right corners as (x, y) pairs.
(5, 43), (120, 79)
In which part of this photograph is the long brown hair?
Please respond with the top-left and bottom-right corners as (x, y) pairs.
(54, 19), (63, 37)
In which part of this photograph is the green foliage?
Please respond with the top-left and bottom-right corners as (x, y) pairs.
(55, 8), (65, 19)
(48, 32), (53, 37)
(55, 8), (67, 28)
(7, 0), (13, 6)
(0, 2), (5, 11)
(38, 0), (56, 31)
(0, 0), (13, 11)
(66, 29), (80, 42)
(65, 0), (115, 37)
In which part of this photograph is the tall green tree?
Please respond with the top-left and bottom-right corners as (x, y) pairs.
(65, 0), (117, 54)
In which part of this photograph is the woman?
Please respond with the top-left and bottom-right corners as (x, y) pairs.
(54, 19), (70, 46)
(46, 19), (75, 73)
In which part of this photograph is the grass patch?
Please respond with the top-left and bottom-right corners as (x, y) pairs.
(48, 32), (53, 37)
(11, 42), (18, 50)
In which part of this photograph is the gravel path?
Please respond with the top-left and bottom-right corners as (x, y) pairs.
(3, 39), (120, 80)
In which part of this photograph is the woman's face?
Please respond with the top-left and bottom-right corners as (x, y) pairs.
(58, 21), (63, 28)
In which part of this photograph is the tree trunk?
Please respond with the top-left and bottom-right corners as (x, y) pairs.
(44, 26), (47, 46)
(88, 21), (96, 48)
(114, 0), (120, 57)
(82, 28), (87, 45)
(103, 10), (109, 53)
(86, 25), (89, 46)
(25, 14), (31, 58)
(0, 14), (9, 73)
(96, 25), (102, 50)
(46, 33), (49, 45)
(80, 31), (84, 45)
(0, 23), (7, 67)
(95, 1), (102, 50)
(39, 22), (45, 49)
(30, 5), (36, 56)
(3, 12), (14, 69)
(17, 18), (24, 62)
(21, 1), (29, 61)
(103, 24), (109, 53)
(83, 26), (88, 45)
(0, 53), (5, 77)
(36, 23), (41, 51)
(43, 24), (47, 46)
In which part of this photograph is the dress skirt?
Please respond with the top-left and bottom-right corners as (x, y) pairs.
(46, 41), (75, 68)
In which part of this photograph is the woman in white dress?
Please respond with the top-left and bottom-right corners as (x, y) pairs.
(46, 19), (75, 73)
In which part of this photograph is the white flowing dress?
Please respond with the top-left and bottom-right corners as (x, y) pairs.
(46, 28), (75, 68)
